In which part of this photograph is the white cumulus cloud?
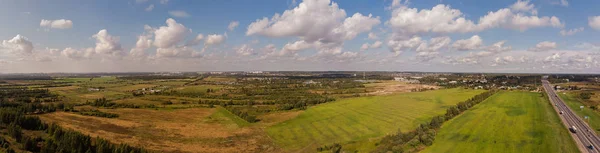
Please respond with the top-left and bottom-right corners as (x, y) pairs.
(361, 41), (383, 51)
(62, 48), (95, 60)
(510, 0), (537, 15)
(228, 21), (240, 31)
(388, 1), (563, 36)
(589, 16), (600, 30)
(246, 0), (380, 61)
(205, 34), (226, 46)
(130, 35), (153, 58)
(528, 41), (557, 51)
(236, 44), (255, 56)
(452, 35), (483, 51)
(368, 32), (379, 40)
(186, 34), (204, 46)
(153, 18), (189, 48)
(40, 19), (73, 29)
(92, 29), (122, 55)
(560, 27), (584, 36)
(156, 46), (201, 58)
(1, 35), (34, 55)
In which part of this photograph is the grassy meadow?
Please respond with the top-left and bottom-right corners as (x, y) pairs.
(560, 93), (600, 133)
(422, 91), (579, 153)
(267, 88), (486, 150)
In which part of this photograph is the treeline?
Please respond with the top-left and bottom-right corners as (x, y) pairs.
(0, 75), (53, 80)
(87, 98), (158, 109)
(373, 90), (498, 153)
(75, 109), (119, 118)
(0, 89), (59, 102)
(0, 107), (148, 153)
(0, 100), (74, 115)
(117, 76), (193, 80)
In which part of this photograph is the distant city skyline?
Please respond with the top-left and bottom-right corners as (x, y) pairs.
(0, 0), (599, 73)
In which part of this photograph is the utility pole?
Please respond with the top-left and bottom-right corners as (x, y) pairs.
(363, 72), (366, 80)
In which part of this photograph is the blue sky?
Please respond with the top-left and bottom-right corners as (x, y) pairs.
(0, 0), (599, 73)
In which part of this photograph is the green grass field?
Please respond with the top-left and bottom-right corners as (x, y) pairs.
(422, 91), (579, 153)
(267, 88), (486, 150)
(560, 93), (600, 133)
(208, 107), (250, 128)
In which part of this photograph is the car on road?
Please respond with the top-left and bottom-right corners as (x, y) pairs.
(589, 145), (594, 150)
(570, 126), (577, 133)
(560, 111), (563, 114)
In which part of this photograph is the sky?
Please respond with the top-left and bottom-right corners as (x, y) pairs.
(0, 0), (599, 73)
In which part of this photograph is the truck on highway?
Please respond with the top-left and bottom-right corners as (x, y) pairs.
(570, 126), (577, 133)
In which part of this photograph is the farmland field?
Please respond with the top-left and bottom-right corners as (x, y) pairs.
(422, 91), (578, 153)
(267, 88), (486, 150)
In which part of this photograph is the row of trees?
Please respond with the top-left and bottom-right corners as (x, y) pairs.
(374, 90), (498, 153)
(77, 109), (119, 118)
(87, 98), (158, 109)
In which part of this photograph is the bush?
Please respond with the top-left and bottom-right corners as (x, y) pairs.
(162, 101), (173, 105)
(580, 92), (594, 100)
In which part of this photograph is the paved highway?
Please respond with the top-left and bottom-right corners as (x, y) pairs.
(543, 79), (600, 153)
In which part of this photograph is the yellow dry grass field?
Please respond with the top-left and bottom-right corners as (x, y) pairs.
(40, 108), (281, 153)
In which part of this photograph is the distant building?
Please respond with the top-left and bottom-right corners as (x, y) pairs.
(394, 77), (406, 81)
(449, 81), (457, 84)
(405, 79), (420, 84)
(439, 78), (447, 81)
(303, 80), (319, 84)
